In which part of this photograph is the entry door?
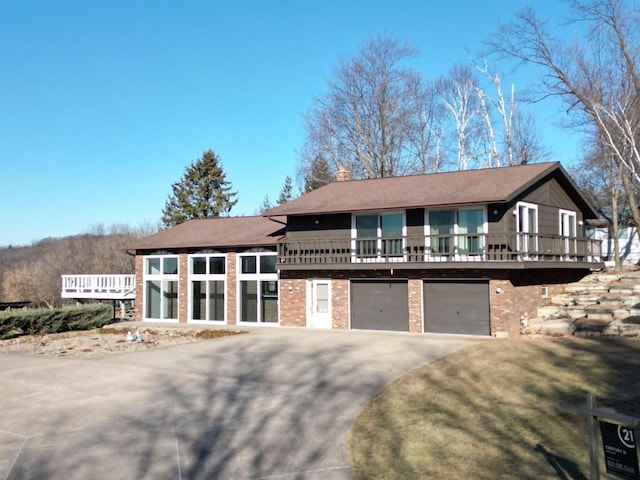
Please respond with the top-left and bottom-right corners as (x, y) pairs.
(559, 210), (577, 258)
(307, 279), (332, 329)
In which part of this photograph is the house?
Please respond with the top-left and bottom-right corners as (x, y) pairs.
(585, 220), (640, 267)
(125, 162), (602, 338)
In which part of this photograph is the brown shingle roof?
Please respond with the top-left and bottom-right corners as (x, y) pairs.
(125, 216), (284, 251)
(264, 162), (597, 217)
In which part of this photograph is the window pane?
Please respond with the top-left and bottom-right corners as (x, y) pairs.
(381, 214), (403, 237)
(147, 258), (160, 275)
(261, 281), (278, 322)
(210, 256), (225, 274)
(458, 210), (483, 234)
(241, 256), (256, 274)
(163, 257), (178, 275)
(209, 280), (225, 321)
(430, 211), (455, 235)
(191, 281), (206, 320)
(260, 255), (276, 273)
(145, 280), (161, 318)
(240, 280), (258, 321)
(163, 280), (178, 319)
(356, 215), (378, 238)
(192, 257), (206, 275)
(316, 283), (329, 314)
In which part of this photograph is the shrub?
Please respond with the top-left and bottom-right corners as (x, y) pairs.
(0, 304), (114, 340)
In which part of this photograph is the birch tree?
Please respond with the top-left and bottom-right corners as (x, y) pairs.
(436, 64), (482, 170)
(488, 0), (640, 230)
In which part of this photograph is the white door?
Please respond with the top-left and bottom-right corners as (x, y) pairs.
(559, 210), (577, 259)
(307, 279), (332, 329)
(517, 202), (538, 258)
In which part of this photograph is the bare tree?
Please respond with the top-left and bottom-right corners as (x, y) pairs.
(487, 0), (640, 230)
(436, 64), (482, 170)
(300, 35), (436, 180)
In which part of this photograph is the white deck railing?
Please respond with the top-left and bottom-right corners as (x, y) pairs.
(61, 274), (136, 300)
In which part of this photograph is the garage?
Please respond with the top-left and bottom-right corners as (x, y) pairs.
(423, 279), (490, 335)
(350, 280), (409, 331)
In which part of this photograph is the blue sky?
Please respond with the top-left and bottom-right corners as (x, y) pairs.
(0, 0), (583, 246)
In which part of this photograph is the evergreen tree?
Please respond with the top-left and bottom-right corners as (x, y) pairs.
(260, 194), (273, 213)
(303, 154), (333, 193)
(161, 149), (238, 227)
(277, 176), (294, 205)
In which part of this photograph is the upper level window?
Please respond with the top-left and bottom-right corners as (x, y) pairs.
(353, 212), (404, 259)
(428, 208), (485, 255)
(144, 255), (179, 321)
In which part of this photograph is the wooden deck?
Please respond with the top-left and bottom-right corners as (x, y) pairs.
(277, 233), (603, 269)
(61, 275), (136, 300)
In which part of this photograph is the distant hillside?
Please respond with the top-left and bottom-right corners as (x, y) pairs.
(0, 225), (155, 307)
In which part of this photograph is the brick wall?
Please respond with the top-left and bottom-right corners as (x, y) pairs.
(332, 278), (349, 329)
(408, 279), (422, 333)
(279, 275), (306, 327)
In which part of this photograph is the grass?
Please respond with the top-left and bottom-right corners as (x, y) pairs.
(348, 337), (640, 480)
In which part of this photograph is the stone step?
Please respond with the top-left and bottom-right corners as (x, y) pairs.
(597, 294), (640, 306)
(608, 282), (640, 294)
(564, 284), (609, 294)
(577, 273), (621, 284)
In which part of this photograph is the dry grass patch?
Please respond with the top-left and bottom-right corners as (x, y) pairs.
(349, 337), (640, 480)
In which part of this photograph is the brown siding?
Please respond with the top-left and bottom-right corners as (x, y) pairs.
(285, 214), (351, 240)
(538, 204), (558, 236)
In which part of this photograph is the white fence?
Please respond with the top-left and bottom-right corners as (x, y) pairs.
(61, 274), (136, 300)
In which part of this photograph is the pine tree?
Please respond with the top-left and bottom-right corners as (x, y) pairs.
(303, 154), (333, 193)
(260, 194), (273, 213)
(277, 176), (294, 205)
(161, 149), (238, 227)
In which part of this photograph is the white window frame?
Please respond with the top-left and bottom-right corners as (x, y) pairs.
(516, 201), (539, 258)
(188, 253), (227, 324)
(559, 209), (577, 260)
(237, 251), (279, 325)
(351, 211), (406, 263)
(143, 254), (179, 323)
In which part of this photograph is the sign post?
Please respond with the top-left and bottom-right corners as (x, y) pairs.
(581, 393), (640, 480)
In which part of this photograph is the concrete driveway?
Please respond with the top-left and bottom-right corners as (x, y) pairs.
(0, 328), (480, 479)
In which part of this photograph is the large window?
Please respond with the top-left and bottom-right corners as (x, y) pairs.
(238, 252), (278, 324)
(354, 212), (404, 259)
(189, 254), (226, 322)
(428, 209), (485, 255)
(144, 255), (179, 321)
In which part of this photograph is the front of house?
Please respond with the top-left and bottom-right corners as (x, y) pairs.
(126, 162), (603, 338)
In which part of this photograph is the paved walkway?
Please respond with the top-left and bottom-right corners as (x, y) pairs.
(0, 328), (481, 479)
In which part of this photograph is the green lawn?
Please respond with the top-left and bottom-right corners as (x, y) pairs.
(349, 337), (640, 479)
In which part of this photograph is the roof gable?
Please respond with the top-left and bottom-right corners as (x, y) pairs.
(265, 162), (598, 218)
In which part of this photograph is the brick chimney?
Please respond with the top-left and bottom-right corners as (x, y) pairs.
(336, 166), (350, 182)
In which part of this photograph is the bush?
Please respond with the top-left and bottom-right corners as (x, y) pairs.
(0, 304), (114, 340)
